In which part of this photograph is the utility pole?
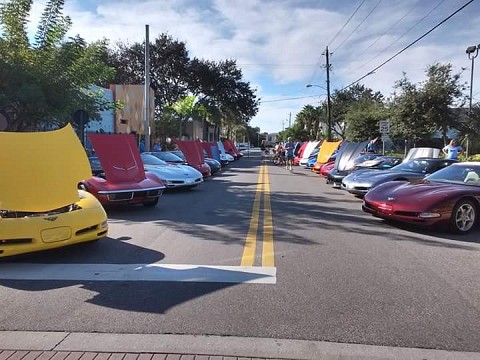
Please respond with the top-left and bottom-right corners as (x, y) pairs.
(144, 24), (151, 151)
(288, 112), (292, 128)
(324, 46), (332, 141)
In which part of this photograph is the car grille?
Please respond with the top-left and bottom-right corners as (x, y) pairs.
(0, 204), (81, 218)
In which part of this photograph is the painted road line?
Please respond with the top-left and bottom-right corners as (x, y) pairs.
(262, 164), (274, 267)
(0, 263), (277, 284)
(240, 163), (264, 266)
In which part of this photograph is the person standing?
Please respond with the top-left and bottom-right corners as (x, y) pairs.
(153, 142), (162, 151)
(284, 137), (295, 170)
(443, 139), (463, 160)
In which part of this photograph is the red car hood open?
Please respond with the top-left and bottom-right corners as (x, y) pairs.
(88, 133), (146, 183)
(176, 140), (204, 166)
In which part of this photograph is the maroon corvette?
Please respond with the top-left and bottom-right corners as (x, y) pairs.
(362, 162), (480, 234)
(81, 134), (165, 207)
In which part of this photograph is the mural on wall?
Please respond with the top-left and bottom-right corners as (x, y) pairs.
(109, 84), (155, 136)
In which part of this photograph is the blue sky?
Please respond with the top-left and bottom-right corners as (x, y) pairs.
(19, 0), (480, 132)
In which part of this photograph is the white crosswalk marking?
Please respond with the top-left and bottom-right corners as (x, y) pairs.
(0, 263), (277, 284)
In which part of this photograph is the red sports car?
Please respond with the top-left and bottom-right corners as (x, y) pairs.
(175, 140), (212, 178)
(81, 134), (165, 207)
(319, 161), (335, 178)
(293, 142), (308, 166)
(362, 162), (480, 234)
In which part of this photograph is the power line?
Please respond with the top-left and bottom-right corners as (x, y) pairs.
(332, 0), (384, 54)
(351, 1), (419, 65)
(308, 0), (366, 86)
(260, 94), (326, 103)
(351, 0), (446, 75)
(341, 0), (475, 91)
(327, 0), (367, 48)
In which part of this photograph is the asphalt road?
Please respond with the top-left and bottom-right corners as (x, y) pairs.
(1, 150), (480, 352)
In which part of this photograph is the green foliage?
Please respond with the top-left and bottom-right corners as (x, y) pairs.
(0, 0), (116, 131)
(330, 84), (384, 139)
(107, 37), (259, 140)
(345, 101), (387, 141)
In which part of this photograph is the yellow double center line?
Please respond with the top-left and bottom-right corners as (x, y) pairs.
(241, 163), (274, 267)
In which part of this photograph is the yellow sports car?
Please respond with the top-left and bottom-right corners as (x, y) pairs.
(0, 124), (108, 258)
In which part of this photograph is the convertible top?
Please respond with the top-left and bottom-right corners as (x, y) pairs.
(0, 124), (91, 212)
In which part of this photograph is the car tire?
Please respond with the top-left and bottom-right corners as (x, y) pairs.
(450, 199), (477, 234)
(143, 197), (159, 207)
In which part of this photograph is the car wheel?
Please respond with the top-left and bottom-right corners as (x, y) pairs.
(450, 199), (477, 234)
(143, 197), (159, 207)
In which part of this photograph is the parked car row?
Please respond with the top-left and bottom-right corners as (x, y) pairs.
(296, 139), (480, 234)
(0, 127), (243, 258)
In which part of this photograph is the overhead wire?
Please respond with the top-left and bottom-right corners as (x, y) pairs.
(350, 1), (420, 66)
(307, 0), (367, 87)
(331, 0), (384, 54)
(327, 0), (367, 48)
(260, 94), (326, 103)
(340, 0), (475, 91)
(350, 0), (447, 75)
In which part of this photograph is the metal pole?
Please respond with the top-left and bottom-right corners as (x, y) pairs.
(144, 24), (151, 152)
(467, 56), (475, 158)
(325, 46), (332, 141)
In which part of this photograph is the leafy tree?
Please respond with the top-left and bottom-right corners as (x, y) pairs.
(168, 95), (209, 138)
(345, 100), (387, 141)
(330, 84), (384, 139)
(0, 0), (116, 131)
(390, 74), (437, 144)
(422, 63), (466, 145)
(108, 39), (259, 140)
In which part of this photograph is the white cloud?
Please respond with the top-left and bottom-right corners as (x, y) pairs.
(18, 0), (480, 133)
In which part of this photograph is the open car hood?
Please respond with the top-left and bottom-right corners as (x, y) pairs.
(334, 141), (370, 171)
(0, 124), (91, 212)
(317, 140), (341, 164)
(405, 147), (440, 160)
(88, 133), (146, 183)
(175, 140), (204, 166)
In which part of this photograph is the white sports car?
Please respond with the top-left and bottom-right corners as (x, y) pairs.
(140, 154), (204, 189)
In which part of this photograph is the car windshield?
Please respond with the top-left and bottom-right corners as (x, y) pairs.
(141, 154), (168, 166)
(148, 151), (184, 163)
(426, 164), (480, 186)
(171, 150), (186, 161)
(353, 154), (379, 165)
(390, 159), (433, 173)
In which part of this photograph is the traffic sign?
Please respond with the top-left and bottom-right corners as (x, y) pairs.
(379, 120), (389, 134)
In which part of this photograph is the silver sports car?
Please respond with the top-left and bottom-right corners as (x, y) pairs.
(341, 158), (457, 197)
(140, 154), (204, 189)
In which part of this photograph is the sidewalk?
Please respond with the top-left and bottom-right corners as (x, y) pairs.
(2, 332), (480, 360)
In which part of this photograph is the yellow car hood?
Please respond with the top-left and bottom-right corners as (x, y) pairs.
(317, 140), (342, 163)
(0, 124), (91, 212)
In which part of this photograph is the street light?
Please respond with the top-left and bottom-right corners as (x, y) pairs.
(306, 84), (331, 140)
(466, 44), (480, 157)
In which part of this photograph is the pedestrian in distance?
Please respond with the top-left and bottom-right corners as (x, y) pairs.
(443, 139), (463, 160)
(139, 139), (145, 153)
(284, 137), (295, 171)
(366, 137), (378, 153)
(153, 142), (162, 151)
